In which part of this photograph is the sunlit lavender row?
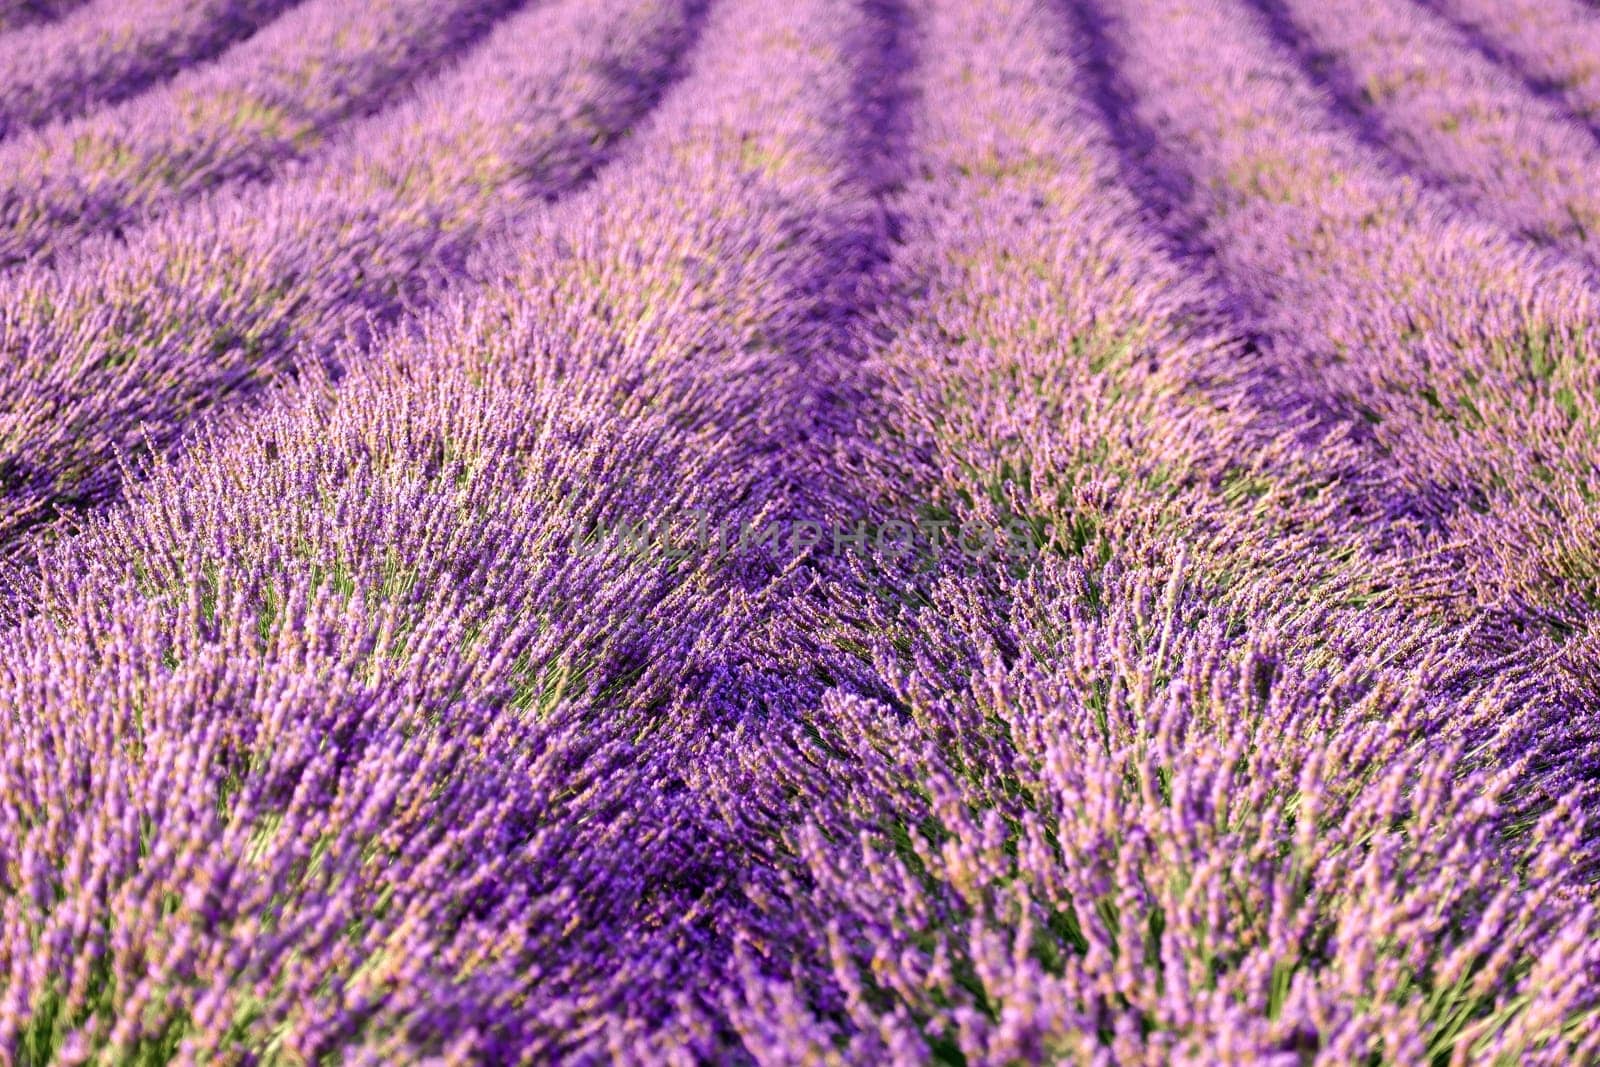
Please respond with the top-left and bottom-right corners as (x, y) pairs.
(1, 0), (1598, 1062)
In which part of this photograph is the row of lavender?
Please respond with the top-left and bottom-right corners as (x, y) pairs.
(2, 0), (1600, 1061)
(0, 0), (533, 269)
(0, 0), (299, 138)
(0, 0), (702, 555)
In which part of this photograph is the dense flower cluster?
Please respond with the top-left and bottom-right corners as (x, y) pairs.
(0, 0), (299, 137)
(0, 0), (1597, 1061)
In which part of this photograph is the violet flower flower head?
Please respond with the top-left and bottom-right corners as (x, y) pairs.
(1, 0), (1598, 1061)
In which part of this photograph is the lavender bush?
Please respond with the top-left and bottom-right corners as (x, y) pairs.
(0, 0), (532, 269)
(1, 0), (1598, 1061)
(0, 0), (300, 138)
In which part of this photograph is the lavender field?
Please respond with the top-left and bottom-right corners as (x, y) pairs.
(3, 0), (1600, 1062)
